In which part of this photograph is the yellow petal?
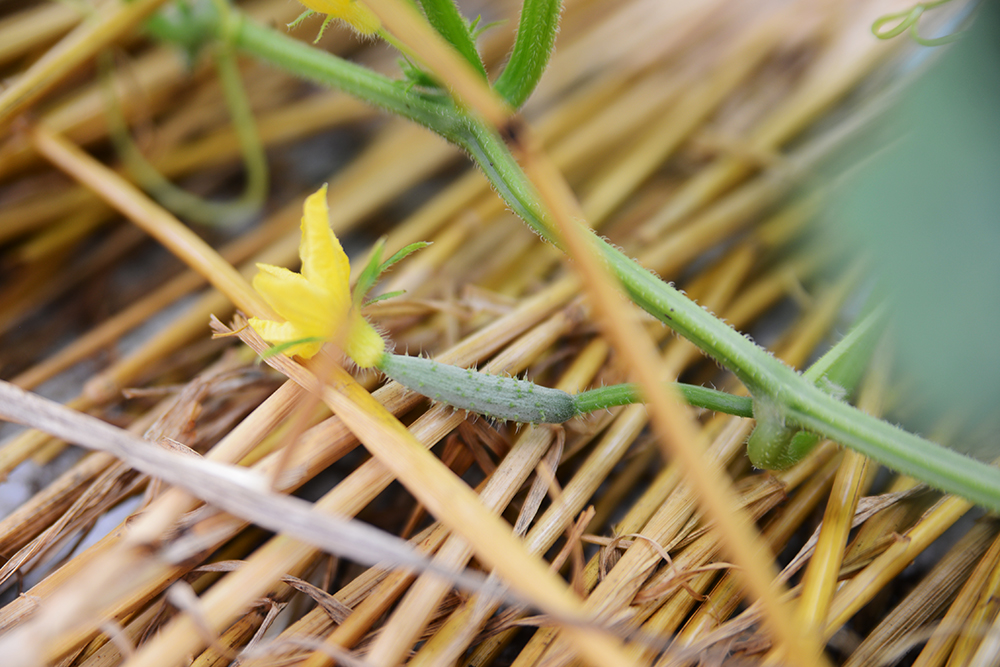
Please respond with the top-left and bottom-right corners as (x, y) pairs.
(344, 310), (386, 368)
(247, 318), (325, 359)
(247, 317), (303, 344)
(297, 0), (381, 35)
(252, 263), (343, 334)
(338, 1), (381, 35)
(296, 0), (343, 15)
(300, 186), (351, 296)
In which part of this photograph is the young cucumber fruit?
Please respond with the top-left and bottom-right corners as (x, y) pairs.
(379, 353), (577, 424)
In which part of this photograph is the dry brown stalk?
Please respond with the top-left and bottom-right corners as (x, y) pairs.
(941, 528), (1000, 667)
(9, 212), (293, 391)
(419, 258), (856, 667)
(825, 492), (980, 640)
(0, 2), (84, 68)
(844, 520), (999, 667)
(644, 0), (904, 236)
(157, 338), (635, 667)
(0, 268), (582, 659)
(359, 329), (607, 666)
(668, 454), (845, 665)
(12, 271), (573, 658)
(0, 0), (175, 131)
(912, 531), (1000, 667)
(0, 118), (459, 472)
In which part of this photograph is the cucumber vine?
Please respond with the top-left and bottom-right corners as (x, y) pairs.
(154, 0), (1000, 511)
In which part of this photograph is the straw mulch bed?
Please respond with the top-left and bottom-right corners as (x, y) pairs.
(0, 0), (994, 665)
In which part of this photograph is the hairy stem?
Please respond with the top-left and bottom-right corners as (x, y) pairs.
(573, 383), (754, 418)
(234, 16), (458, 133)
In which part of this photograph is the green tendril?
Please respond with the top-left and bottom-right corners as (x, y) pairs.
(112, 0), (268, 226)
(872, 1), (964, 47)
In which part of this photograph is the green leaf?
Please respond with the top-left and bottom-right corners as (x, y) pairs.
(834, 6), (1000, 437)
(352, 238), (386, 306)
(468, 16), (506, 40)
(379, 241), (431, 274)
(364, 290), (407, 306)
(802, 307), (886, 392)
(353, 240), (430, 306)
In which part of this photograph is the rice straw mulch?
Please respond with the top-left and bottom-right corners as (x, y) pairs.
(0, 0), (994, 665)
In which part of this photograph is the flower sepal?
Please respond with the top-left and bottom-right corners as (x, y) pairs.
(352, 238), (431, 307)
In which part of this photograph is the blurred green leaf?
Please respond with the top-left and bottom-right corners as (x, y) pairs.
(835, 3), (1000, 429)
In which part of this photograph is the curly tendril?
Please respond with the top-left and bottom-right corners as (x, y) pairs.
(872, 0), (964, 46)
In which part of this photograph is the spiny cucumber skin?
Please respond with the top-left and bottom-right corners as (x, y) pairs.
(379, 353), (577, 424)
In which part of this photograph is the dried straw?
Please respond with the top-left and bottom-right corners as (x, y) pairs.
(0, 0), (988, 666)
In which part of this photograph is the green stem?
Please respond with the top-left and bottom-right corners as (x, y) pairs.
(103, 41), (268, 225)
(572, 383), (753, 419)
(233, 15), (459, 134)
(213, 32), (269, 209)
(226, 13), (1000, 511)
(787, 396), (1000, 509)
(493, 0), (563, 108)
(451, 117), (767, 382)
(448, 119), (1000, 510)
(416, 0), (488, 79)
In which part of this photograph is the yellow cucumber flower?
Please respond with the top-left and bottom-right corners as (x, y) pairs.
(248, 185), (385, 367)
(298, 0), (381, 36)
